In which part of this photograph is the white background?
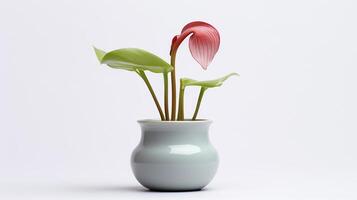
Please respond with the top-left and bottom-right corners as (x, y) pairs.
(0, 0), (356, 199)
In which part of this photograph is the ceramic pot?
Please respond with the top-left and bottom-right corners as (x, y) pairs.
(131, 119), (219, 191)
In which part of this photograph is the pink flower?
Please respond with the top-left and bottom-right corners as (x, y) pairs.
(170, 21), (220, 70)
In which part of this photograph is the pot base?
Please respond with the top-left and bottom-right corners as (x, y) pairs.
(148, 188), (203, 192)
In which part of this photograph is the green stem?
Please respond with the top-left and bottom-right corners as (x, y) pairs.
(163, 73), (169, 120)
(192, 87), (207, 120)
(177, 79), (185, 121)
(170, 52), (177, 120)
(137, 70), (165, 120)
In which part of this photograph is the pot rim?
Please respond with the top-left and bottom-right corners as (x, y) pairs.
(137, 119), (212, 124)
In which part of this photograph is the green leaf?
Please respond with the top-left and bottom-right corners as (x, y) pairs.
(94, 46), (106, 61)
(181, 72), (239, 88)
(93, 47), (173, 73)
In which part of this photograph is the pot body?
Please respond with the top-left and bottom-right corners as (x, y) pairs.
(131, 120), (219, 191)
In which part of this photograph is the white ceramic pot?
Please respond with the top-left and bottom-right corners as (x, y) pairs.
(131, 119), (219, 191)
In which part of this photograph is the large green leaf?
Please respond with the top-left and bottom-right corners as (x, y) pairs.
(181, 72), (239, 88)
(93, 47), (173, 73)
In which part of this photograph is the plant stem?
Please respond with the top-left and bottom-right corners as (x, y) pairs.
(163, 73), (169, 120)
(192, 87), (207, 120)
(177, 79), (185, 121)
(169, 31), (194, 120)
(137, 70), (165, 120)
(170, 52), (177, 120)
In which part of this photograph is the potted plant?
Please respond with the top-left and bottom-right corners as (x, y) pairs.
(94, 21), (238, 191)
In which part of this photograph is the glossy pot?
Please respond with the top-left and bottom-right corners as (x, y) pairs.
(131, 119), (219, 191)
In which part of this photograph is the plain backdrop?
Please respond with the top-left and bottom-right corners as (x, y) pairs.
(0, 0), (356, 199)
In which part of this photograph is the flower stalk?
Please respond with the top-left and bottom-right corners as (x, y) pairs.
(163, 73), (169, 120)
(170, 52), (177, 120)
